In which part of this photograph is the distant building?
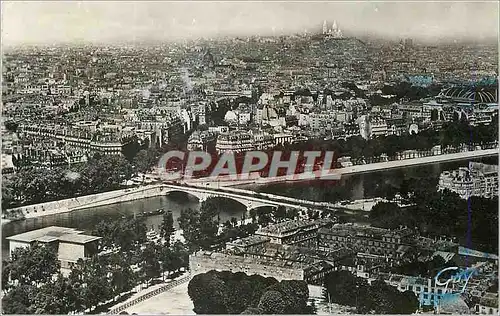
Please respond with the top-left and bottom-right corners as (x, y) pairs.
(255, 219), (334, 247)
(216, 130), (253, 153)
(476, 292), (499, 315)
(1, 153), (15, 174)
(187, 130), (215, 151)
(7, 226), (101, 272)
(318, 224), (413, 259)
(273, 133), (294, 146)
(438, 162), (498, 199)
(369, 117), (388, 138)
(322, 20), (343, 38)
(252, 131), (274, 150)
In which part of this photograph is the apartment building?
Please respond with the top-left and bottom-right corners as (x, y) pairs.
(216, 130), (254, 153)
(255, 219), (334, 247)
(318, 224), (413, 259)
(438, 162), (498, 199)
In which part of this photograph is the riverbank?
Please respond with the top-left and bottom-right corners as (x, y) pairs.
(336, 148), (498, 176)
(4, 148), (497, 222)
(3, 184), (167, 222)
(184, 148), (498, 187)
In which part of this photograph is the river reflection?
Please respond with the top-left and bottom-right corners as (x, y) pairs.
(2, 192), (246, 259)
(244, 158), (497, 202)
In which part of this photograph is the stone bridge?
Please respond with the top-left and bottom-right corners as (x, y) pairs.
(161, 184), (310, 211)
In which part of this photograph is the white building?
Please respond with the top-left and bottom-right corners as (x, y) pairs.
(7, 226), (101, 273)
(216, 130), (254, 153)
(369, 117), (388, 138)
(438, 162), (498, 199)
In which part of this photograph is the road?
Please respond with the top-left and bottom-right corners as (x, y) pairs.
(177, 148), (498, 187)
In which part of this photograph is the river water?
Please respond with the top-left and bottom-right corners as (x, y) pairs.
(2, 157), (497, 259)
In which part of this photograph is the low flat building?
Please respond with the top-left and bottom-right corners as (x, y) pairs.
(6, 226), (101, 271)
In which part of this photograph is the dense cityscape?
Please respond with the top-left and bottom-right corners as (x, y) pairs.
(1, 2), (499, 315)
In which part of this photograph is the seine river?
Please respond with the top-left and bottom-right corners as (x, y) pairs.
(2, 157), (496, 259)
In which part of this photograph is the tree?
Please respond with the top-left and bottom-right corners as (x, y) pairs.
(109, 254), (136, 299)
(2, 260), (11, 294)
(171, 241), (190, 272)
(369, 202), (403, 229)
(397, 290), (420, 314)
(223, 277), (255, 313)
(188, 271), (228, 314)
(160, 211), (175, 246)
(323, 271), (369, 307)
(362, 279), (419, 314)
(178, 198), (221, 251)
(2, 181), (15, 210)
(133, 148), (160, 174)
(188, 271), (283, 314)
(32, 273), (83, 314)
(275, 206), (287, 220)
(178, 208), (202, 251)
(2, 285), (35, 314)
(140, 242), (162, 287)
(9, 243), (60, 286)
(4, 121), (19, 133)
(258, 290), (288, 314)
(79, 256), (113, 311)
(121, 137), (142, 162)
(267, 280), (311, 314)
(160, 248), (174, 280)
(241, 307), (263, 314)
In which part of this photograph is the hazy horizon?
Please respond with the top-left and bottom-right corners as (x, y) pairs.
(2, 1), (499, 46)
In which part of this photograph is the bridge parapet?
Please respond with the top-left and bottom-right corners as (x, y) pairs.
(162, 183), (324, 212)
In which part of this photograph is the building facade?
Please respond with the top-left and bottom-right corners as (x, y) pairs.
(438, 162), (498, 199)
(6, 226), (101, 272)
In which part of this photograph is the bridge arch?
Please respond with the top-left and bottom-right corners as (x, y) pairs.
(202, 195), (249, 210)
(163, 188), (208, 202)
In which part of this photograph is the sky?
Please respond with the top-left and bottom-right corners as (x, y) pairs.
(2, 1), (499, 46)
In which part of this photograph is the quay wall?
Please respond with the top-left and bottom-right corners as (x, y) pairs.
(4, 148), (497, 221)
(189, 252), (305, 281)
(195, 148), (499, 187)
(4, 184), (168, 220)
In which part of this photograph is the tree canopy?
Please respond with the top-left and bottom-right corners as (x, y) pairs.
(188, 271), (314, 314)
(324, 271), (419, 314)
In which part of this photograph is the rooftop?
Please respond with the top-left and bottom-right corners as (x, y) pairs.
(7, 226), (101, 244)
(256, 219), (332, 237)
(375, 272), (429, 286)
(58, 234), (102, 244)
(194, 251), (307, 270)
(226, 235), (270, 248)
(479, 292), (499, 308)
(240, 242), (353, 265)
(319, 223), (407, 240)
